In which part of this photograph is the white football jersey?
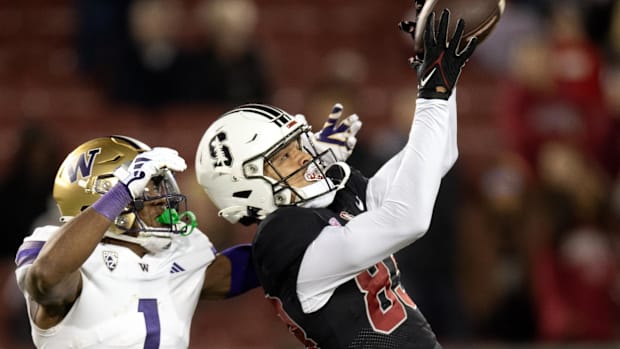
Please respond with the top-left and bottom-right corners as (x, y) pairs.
(15, 225), (216, 349)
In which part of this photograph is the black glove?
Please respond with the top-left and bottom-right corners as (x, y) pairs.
(416, 9), (478, 100)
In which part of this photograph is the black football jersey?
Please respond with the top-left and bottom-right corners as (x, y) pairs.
(252, 169), (441, 348)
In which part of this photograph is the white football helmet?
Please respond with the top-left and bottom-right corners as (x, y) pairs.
(195, 104), (350, 224)
(54, 136), (196, 251)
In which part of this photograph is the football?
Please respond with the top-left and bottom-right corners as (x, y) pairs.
(414, 0), (506, 53)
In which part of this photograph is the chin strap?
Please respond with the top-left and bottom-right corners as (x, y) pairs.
(103, 231), (173, 254)
(218, 205), (254, 224)
(298, 179), (337, 208)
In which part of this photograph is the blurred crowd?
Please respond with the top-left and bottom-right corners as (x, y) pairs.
(76, 0), (271, 109)
(1, 0), (620, 348)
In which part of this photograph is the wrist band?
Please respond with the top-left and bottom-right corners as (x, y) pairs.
(91, 184), (132, 221)
(221, 244), (260, 298)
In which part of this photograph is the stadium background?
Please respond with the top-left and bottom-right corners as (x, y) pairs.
(1, 0), (619, 348)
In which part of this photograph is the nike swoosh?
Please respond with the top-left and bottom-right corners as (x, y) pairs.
(420, 67), (437, 87)
(354, 196), (364, 211)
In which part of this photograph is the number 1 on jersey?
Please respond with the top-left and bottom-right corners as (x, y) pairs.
(138, 298), (161, 349)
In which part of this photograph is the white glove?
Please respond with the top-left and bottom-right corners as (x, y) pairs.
(298, 103), (362, 163)
(114, 147), (187, 198)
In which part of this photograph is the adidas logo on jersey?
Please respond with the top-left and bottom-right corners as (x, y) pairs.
(170, 262), (185, 274)
(354, 196), (365, 211)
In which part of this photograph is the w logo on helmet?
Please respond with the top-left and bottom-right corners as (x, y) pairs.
(66, 148), (101, 183)
(209, 132), (232, 168)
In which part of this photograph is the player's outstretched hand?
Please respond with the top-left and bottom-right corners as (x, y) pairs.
(115, 147), (187, 198)
(313, 103), (361, 162)
(417, 9), (477, 100)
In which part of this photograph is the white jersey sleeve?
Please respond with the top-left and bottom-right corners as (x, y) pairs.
(15, 225), (58, 292)
(366, 89), (458, 211)
(298, 94), (456, 313)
